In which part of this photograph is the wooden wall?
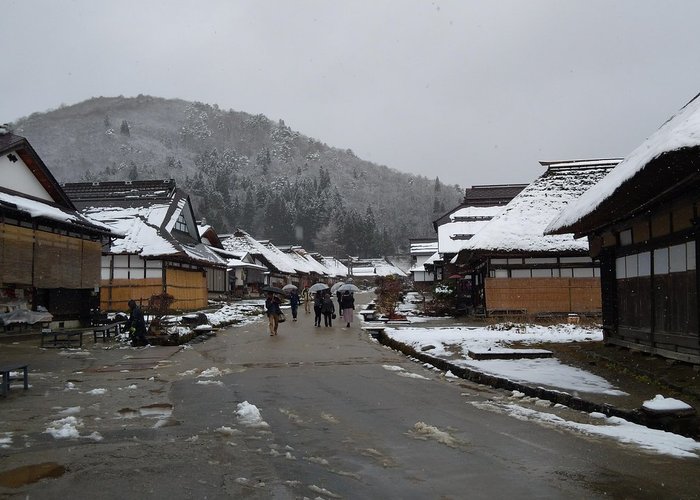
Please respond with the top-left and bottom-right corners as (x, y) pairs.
(165, 267), (207, 310)
(1, 223), (101, 289)
(100, 278), (163, 312)
(485, 277), (602, 314)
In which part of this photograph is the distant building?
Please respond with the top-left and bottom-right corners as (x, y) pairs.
(431, 184), (526, 282)
(408, 238), (438, 283)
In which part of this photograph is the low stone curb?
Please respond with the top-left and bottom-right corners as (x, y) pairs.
(375, 330), (700, 439)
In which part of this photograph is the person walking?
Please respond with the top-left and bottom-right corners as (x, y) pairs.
(313, 292), (323, 327)
(125, 299), (148, 347)
(301, 287), (310, 314)
(340, 291), (355, 328)
(265, 292), (282, 336)
(289, 289), (300, 321)
(321, 291), (335, 327)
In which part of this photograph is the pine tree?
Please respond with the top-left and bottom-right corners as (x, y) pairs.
(128, 162), (138, 180)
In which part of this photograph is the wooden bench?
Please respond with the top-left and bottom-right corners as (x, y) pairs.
(93, 322), (123, 342)
(0, 363), (29, 397)
(41, 329), (85, 348)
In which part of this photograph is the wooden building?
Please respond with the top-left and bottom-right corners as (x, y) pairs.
(454, 160), (620, 316)
(63, 180), (226, 312)
(0, 129), (113, 323)
(547, 94), (700, 363)
(221, 229), (299, 292)
(408, 238), (438, 284)
(431, 184), (526, 281)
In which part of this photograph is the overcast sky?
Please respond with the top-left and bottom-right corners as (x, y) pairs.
(3, 0), (700, 187)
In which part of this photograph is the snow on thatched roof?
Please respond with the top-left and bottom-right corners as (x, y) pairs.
(65, 181), (224, 266)
(438, 205), (504, 255)
(0, 189), (113, 235)
(221, 230), (298, 275)
(351, 258), (407, 277)
(316, 256), (348, 278)
(410, 240), (438, 255)
(548, 93), (700, 234)
(460, 161), (618, 254)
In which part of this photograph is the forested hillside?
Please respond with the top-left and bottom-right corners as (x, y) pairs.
(11, 96), (462, 256)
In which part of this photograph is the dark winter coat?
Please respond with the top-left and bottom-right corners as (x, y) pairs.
(265, 296), (282, 317)
(340, 293), (355, 311)
(125, 304), (147, 339)
(321, 296), (335, 314)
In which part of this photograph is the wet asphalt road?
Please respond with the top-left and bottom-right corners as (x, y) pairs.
(1, 295), (700, 499)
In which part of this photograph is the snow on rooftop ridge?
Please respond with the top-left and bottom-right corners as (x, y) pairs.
(548, 93), (700, 233)
(539, 158), (623, 168)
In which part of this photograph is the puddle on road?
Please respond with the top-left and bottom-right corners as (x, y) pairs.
(0, 462), (66, 488)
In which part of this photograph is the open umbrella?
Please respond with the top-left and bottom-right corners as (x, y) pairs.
(262, 285), (286, 294)
(330, 282), (345, 293)
(309, 282), (330, 293)
(337, 283), (360, 293)
(282, 284), (298, 291)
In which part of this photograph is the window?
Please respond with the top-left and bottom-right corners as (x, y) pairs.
(494, 269), (508, 278)
(625, 254), (638, 278)
(560, 268), (573, 278)
(654, 247), (669, 275)
(490, 258), (508, 265)
(616, 257), (626, 279)
(638, 252), (651, 277)
(507, 258), (523, 265)
(524, 257), (557, 264)
(688, 241), (696, 270)
(174, 213), (188, 233)
(619, 229), (633, 246)
(669, 244), (687, 273)
(560, 256), (593, 264)
(531, 268), (553, 278)
(573, 268), (594, 278)
(511, 269), (531, 278)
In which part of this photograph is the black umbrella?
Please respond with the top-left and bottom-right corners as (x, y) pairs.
(262, 285), (286, 294)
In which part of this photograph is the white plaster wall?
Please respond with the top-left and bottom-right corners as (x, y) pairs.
(0, 152), (53, 201)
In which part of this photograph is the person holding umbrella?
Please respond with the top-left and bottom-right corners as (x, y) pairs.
(313, 292), (323, 327)
(321, 290), (336, 327)
(340, 290), (355, 328)
(265, 291), (282, 336)
(289, 288), (300, 321)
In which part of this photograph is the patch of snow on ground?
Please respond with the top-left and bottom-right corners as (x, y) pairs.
(236, 401), (269, 428)
(198, 367), (223, 378)
(643, 394), (694, 412)
(196, 380), (224, 387)
(58, 406), (81, 415)
(85, 388), (107, 395)
(44, 417), (82, 439)
(0, 434), (12, 448)
(206, 301), (264, 327)
(385, 324), (625, 395)
(472, 401), (700, 459)
(409, 422), (459, 447)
